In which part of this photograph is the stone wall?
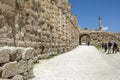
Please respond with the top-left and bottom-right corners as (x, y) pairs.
(0, 0), (119, 79)
(0, 1), (81, 79)
(0, 0), (80, 53)
(0, 46), (64, 80)
(0, 47), (35, 80)
(80, 31), (120, 49)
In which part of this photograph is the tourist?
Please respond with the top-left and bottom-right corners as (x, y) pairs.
(88, 41), (90, 46)
(113, 42), (118, 54)
(104, 43), (107, 53)
(108, 41), (112, 54)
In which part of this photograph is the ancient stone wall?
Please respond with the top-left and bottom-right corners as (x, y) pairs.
(0, 1), (80, 79)
(0, 46), (61, 80)
(0, 47), (35, 80)
(0, 0), (80, 53)
(80, 31), (120, 49)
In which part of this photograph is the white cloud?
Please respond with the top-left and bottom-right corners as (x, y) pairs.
(102, 26), (109, 31)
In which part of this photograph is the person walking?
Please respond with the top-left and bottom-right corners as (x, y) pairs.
(104, 43), (107, 53)
(113, 42), (118, 54)
(108, 41), (112, 54)
(87, 41), (90, 46)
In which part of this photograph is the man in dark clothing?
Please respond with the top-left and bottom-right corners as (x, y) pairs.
(104, 43), (107, 53)
(108, 41), (112, 54)
(88, 41), (90, 46)
(113, 42), (118, 54)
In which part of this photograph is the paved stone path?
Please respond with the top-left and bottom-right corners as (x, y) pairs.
(32, 45), (120, 80)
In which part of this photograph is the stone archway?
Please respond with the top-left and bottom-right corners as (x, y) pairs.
(79, 34), (90, 45)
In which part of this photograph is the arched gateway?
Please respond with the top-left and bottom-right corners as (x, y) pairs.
(79, 34), (90, 45)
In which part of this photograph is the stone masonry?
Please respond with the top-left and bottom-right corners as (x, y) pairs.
(0, 0), (80, 79)
(80, 31), (120, 49)
(0, 0), (119, 80)
(0, 47), (35, 80)
(0, 0), (80, 52)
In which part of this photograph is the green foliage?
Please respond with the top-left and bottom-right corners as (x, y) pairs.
(84, 27), (88, 30)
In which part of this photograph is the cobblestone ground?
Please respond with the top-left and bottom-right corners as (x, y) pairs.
(32, 45), (120, 80)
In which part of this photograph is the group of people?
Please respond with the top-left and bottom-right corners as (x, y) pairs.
(102, 41), (119, 54)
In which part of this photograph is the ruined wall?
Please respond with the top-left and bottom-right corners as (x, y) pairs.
(0, 1), (80, 79)
(0, 46), (61, 80)
(0, 0), (80, 53)
(80, 31), (120, 49)
(0, 47), (35, 80)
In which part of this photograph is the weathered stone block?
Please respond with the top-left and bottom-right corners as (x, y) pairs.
(37, 54), (42, 60)
(32, 42), (41, 49)
(34, 50), (39, 56)
(0, 49), (10, 64)
(22, 71), (28, 80)
(18, 60), (28, 74)
(43, 48), (49, 53)
(10, 49), (22, 61)
(2, 61), (18, 78)
(32, 57), (38, 63)
(22, 48), (34, 60)
(28, 59), (34, 70)
(0, 79), (10, 80)
(23, 69), (34, 80)
(11, 75), (23, 80)
(24, 0), (33, 9)
(41, 54), (50, 59)
(0, 67), (2, 74)
(35, 36), (40, 42)
(1, 3), (15, 19)
(17, 41), (25, 47)
(0, 0), (15, 8)
(24, 42), (33, 47)
(34, 48), (42, 56)
(27, 69), (34, 79)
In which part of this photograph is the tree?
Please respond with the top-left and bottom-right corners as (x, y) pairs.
(84, 27), (88, 30)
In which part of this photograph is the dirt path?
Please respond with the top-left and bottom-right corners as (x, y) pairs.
(32, 45), (120, 80)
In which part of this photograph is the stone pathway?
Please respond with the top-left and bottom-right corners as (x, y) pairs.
(32, 45), (120, 80)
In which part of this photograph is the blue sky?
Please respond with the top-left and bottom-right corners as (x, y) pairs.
(69, 0), (120, 32)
